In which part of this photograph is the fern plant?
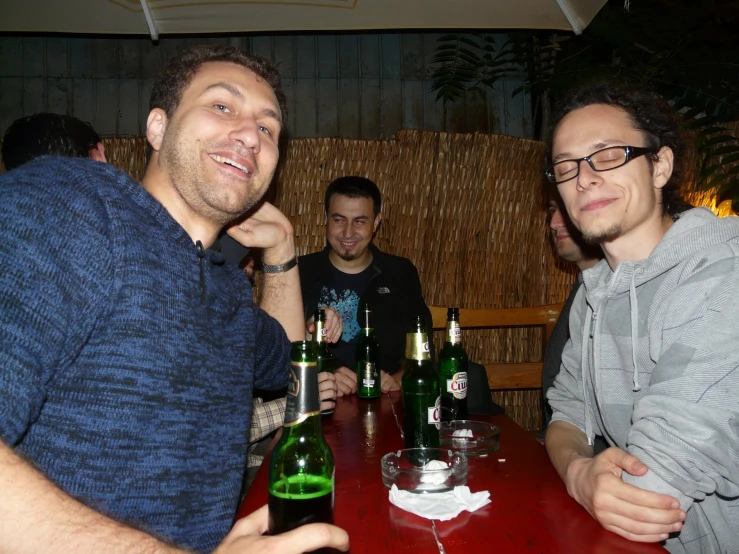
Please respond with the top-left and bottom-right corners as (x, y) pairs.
(431, 0), (739, 210)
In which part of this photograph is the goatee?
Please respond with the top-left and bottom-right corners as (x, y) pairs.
(582, 223), (622, 245)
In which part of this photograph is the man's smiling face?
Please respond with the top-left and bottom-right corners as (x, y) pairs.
(156, 61), (282, 226)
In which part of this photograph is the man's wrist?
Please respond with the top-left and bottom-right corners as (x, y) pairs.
(262, 256), (298, 274)
(262, 237), (296, 268)
(564, 454), (589, 500)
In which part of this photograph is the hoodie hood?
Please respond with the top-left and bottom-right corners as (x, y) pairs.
(583, 207), (739, 294)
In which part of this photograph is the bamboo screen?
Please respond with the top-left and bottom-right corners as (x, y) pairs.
(4, 127), (732, 430)
(268, 130), (574, 430)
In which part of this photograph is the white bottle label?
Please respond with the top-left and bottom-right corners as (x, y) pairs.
(427, 396), (441, 429)
(362, 378), (376, 387)
(446, 372), (468, 400)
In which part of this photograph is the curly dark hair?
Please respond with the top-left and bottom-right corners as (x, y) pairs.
(150, 44), (288, 127)
(547, 78), (692, 218)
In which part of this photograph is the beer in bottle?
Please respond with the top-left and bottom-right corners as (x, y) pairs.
(268, 341), (335, 543)
(313, 308), (336, 418)
(356, 303), (381, 399)
(401, 316), (440, 449)
(439, 307), (469, 421)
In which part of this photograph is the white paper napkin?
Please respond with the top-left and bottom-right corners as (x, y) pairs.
(389, 484), (491, 521)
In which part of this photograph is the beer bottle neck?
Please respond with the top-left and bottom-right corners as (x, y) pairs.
(405, 332), (430, 360)
(314, 320), (328, 344)
(283, 360), (321, 427)
(445, 320), (461, 345)
(361, 326), (375, 338)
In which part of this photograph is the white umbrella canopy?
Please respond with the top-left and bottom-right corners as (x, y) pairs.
(1, 0), (607, 39)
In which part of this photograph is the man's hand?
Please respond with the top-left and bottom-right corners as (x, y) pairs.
(318, 371), (338, 412)
(565, 447), (686, 542)
(306, 306), (343, 344)
(380, 371), (400, 392)
(226, 202), (294, 263)
(334, 366), (358, 397)
(214, 505), (349, 553)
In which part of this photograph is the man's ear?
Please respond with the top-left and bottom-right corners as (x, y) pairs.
(373, 212), (383, 233)
(146, 108), (168, 153)
(652, 145), (674, 190)
(89, 142), (107, 163)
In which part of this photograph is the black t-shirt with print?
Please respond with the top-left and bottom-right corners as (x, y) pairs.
(318, 264), (374, 371)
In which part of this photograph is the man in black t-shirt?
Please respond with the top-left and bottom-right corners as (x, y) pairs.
(299, 176), (433, 396)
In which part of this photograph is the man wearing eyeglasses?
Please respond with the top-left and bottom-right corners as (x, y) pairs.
(544, 79), (739, 554)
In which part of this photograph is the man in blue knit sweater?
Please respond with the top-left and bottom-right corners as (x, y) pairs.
(0, 46), (348, 553)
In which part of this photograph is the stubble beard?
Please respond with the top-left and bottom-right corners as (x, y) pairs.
(159, 131), (266, 225)
(581, 223), (622, 245)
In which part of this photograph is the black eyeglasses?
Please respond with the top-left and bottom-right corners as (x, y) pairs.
(545, 146), (654, 185)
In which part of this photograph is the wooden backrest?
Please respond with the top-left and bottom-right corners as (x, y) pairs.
(430, 304), (563, 390)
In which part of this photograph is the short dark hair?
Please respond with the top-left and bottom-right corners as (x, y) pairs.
(548, 78), (692, 218)
(150, 44), (287, 126)
(324, 176), (382, 217)
(2, 113), (101, 171)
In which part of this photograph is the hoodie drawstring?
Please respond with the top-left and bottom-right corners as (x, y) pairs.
(582, 302), (595, 446)
(629, 268), (643, 392)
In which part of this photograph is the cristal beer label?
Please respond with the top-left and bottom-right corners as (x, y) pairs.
(406, 333), (431, 360)
(447, 322), (462, 343)
(284, 361), (319, 426)
(320, 327), (327, 338)
(427, 396), (441, 429)
(446, 372), (468, 399)
(359, 361), (377, 385)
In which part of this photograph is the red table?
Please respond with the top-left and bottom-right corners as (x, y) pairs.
(238, 392), (666, 553)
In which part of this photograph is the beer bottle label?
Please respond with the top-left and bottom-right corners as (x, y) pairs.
(320, 326), (327, 338)
(284, 361), (320, 426)
(359, 361), (377, 387)
(446, 372), (468, 399)
(405, 333), (431, 361)
(447, 322), (461, 343)
(427, 396), (441, 429)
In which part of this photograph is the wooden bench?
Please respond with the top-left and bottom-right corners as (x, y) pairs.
(429, 304), (563, 390)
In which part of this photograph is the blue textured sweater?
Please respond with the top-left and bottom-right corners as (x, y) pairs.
(0, 157), (290, 552)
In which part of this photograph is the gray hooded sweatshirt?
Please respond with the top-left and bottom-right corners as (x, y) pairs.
(548, 208), (739, 554)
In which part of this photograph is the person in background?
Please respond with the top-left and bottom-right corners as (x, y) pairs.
(298, 176), (433, 396)
(538, 194), (601, 443)
(545, 78), (738, 552)
(0, 44), (348, 553)
(1, 112), (107, 170)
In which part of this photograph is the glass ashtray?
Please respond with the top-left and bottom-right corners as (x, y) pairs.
(381, 447), (467, 494)
(440, 420), (501, 456)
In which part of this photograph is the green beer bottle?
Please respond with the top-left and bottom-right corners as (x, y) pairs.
(313, 308), (336, 418)
(401, 316), (440, 449)
(356, 303), (381, 399)
(439, 307), (469, 421)
(268, 341), (335, 541)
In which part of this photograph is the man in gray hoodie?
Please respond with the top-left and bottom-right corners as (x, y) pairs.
(544, 79), (739, 554)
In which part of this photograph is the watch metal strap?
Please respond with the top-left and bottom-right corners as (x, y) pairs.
(262, 256), (298, 274)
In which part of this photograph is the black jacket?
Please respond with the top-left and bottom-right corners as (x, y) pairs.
(298, 244), (433, 374)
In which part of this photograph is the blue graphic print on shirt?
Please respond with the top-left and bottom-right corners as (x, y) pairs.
(314, 264), (375, 370)
(319, 286), (361, 343)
